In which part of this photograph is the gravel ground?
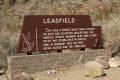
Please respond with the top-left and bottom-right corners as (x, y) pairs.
(31, 64), (120, 80)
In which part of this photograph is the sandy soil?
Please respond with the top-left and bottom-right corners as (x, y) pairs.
(1, 64), (120, 80)
(31, 64), (120, 80)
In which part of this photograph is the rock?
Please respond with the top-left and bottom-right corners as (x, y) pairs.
(1, 75), (7, 80)
(14, 72), (33, 80)
(3, 0), (29, 9)
(0, 76), (2, 80)
(3, 0), (15, 9)
(111, 45), (120, 57)
(21, 72), (33, 80)
(108, 57), (120, 68)
(0, 1), (5, 8)
(46, 70), (57, 75)
(85, 61), (105, 78)
(0, 70), (5, 75)
(95, 56), (110, 69)
(15, 0), (29, 3)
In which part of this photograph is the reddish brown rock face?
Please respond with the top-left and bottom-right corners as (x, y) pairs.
(18, 15), (103, 53)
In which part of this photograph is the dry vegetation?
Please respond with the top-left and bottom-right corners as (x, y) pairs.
(0, 0), (120, 67)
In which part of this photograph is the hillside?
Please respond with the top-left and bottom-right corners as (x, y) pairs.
(0, 0), (120, 68)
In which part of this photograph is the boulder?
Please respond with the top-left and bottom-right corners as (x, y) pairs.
(108, 57), (120, 68)
(95, 56), (110, 69)
(14, 72), (33, 80)
(85, 61), (105, 78)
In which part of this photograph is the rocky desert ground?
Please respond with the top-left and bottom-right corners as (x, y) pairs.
(31, 64), (120, 80)
(0, 0), (120, 80)
(1, 62), (120, 80)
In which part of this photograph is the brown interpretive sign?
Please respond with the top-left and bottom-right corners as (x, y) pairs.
(18, 15), (103, 53)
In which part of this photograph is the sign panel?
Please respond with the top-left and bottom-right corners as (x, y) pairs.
(18, 15), (103, 53)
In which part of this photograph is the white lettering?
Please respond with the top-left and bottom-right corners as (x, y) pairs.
(43, 18), (75, 24)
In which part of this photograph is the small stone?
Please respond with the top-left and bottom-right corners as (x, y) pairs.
(14, 72), (33, 80)
(85, 61), (105, 78)
(95, 56), (110, 69)
(46, 70), (57, 75)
